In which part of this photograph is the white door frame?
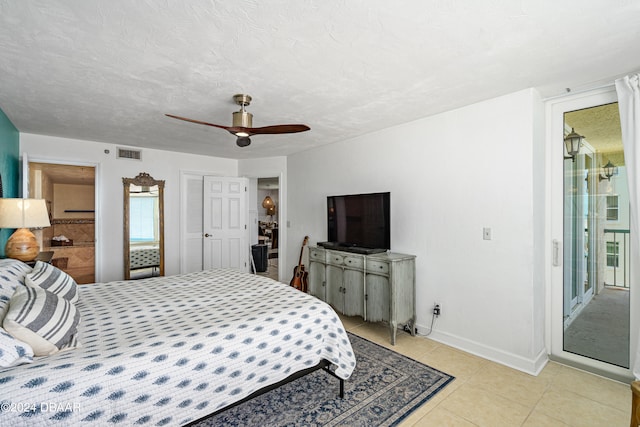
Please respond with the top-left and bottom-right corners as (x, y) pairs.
(546, 87), (634, 381)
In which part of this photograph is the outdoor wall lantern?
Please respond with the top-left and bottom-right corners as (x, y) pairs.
(564, 128), (584, 162)
(599, 160), (617, 182)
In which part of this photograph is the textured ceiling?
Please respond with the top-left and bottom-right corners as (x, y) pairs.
(0, 1), (639, 160)
(564, 103), (624, 166)
(30, 162), (95, 185)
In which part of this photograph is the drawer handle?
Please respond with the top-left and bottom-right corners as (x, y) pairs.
(379, 265), (383, 269)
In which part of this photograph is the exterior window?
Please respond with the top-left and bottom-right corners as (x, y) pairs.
(606, 195), (619, 221)
(130, 197), (157, 242)
(606, 241), (619, 267)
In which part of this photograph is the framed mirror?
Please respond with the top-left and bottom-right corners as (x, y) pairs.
(123, 172), (165, 280)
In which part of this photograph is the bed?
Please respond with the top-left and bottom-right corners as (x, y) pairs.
(129, 247), (160, 270)
(0, 260), (356, 426)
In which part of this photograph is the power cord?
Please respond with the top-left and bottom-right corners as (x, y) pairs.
(403, 305), (440, 336)
(422, 310), (438, 336)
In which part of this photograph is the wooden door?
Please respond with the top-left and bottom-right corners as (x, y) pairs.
(203, 176), (248, 271)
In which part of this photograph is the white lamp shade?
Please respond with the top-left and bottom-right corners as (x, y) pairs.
(0, 198), (51, 229)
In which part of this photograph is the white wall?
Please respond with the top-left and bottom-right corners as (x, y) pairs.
(286, 89), (547, 374)
(21, 133), (237, 282)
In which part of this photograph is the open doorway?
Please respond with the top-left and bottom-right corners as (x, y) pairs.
(255, 177), (279, 281)
(28, 162), (96, 284)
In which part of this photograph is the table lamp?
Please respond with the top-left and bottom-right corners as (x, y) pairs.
(0, 198), (51, 262)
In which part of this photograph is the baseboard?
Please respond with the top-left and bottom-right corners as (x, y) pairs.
(416, 323), (549, 376)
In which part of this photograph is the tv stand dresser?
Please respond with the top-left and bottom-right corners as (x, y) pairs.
(308, 246), (416, 345)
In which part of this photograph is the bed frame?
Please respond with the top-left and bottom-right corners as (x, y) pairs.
(186, 359), (344, 425)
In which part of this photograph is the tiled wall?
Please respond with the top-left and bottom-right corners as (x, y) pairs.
(49, 221), (95, 245)
(44, 219), (95, 284)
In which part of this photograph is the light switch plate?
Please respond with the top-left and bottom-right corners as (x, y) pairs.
(483, 227), (492, 240)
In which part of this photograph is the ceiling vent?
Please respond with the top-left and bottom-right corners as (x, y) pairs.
(117, 147), (142, 161)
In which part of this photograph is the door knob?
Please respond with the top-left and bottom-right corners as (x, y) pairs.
(204, 233), (211, 237)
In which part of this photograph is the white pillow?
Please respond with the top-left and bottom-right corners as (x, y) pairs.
(3, 285), (80, 356)
(26, 261), (78, 303)
(0, 327), (34, 367)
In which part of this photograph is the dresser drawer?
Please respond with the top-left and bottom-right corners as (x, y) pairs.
(309, 248), (325, 262)
(327, 253), (344, 266)
(366, 260), (389, 275)
(343, 255), (364, 269)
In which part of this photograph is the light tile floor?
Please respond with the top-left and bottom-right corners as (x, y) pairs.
(340, 315), (631, 427)
(256, 259), (279, 281)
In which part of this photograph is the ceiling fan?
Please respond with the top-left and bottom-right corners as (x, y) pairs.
(166, 94), (310, 147)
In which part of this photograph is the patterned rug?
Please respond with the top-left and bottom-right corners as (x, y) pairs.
(193, 333), (455, 427)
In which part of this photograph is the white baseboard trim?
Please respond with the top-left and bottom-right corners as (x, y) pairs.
(416, 323), (549, 376)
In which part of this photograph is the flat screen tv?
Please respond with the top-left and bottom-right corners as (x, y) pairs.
(326, 192), (390, 252)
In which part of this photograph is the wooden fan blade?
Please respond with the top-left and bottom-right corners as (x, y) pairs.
(166, 114), (310, 137)
(165, 114), (231, 131)
(247, 124), (311, 135)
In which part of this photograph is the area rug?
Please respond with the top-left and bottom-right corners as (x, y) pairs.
(193, 333), (455, 427)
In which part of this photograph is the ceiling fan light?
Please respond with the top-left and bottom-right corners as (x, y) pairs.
(236, 136), (251, 147)
(166, 94), (309, 148)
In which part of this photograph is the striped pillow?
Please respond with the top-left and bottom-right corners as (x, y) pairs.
(26, 261), (78, 303)
(0, 260), (35, 366)
(0, 259), (33, 318)
(3, 285), (80, 356)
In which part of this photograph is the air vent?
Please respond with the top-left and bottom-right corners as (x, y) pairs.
(117, 147), (142, 160)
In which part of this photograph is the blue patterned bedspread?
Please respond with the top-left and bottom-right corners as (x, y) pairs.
(0, 269), (356, 426)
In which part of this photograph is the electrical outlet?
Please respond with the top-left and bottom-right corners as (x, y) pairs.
(433, 303), (441, 317)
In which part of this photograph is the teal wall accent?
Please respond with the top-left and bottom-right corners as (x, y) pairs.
(0, 108), (20, 257)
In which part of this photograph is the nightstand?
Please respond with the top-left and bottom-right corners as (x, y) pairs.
(25, 251), (54, 267)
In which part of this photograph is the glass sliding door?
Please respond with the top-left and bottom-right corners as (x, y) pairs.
(563, 149), (595, 327)
(549, 88), (634, 381)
